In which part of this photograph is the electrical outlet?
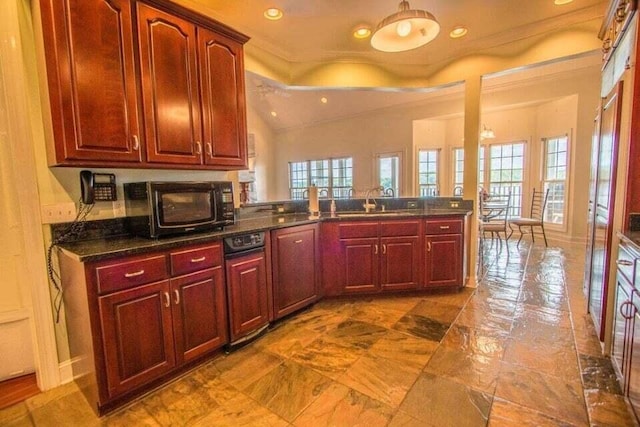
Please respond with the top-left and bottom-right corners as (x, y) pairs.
(112, 201), (126, 217)
(41, 202), (76, 224)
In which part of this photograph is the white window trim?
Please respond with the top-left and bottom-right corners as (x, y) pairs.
(416, 148), (441, 196)
(376, 151), (403, 197)
(541, 133), (571, 233)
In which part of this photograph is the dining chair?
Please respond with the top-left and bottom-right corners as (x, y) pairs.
(508, 188), (550, 246)
(479, 192), (511, 245)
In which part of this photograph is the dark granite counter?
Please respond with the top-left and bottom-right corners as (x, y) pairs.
(57, 207), (472, 263)
(619, 231), (640, 255)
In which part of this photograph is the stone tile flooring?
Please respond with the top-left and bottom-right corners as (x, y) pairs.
(1, 241), (638, 426)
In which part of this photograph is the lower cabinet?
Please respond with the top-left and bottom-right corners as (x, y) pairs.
(60, 241), (227, 414)
(611, 237), (640, 421)
(322, 219), (422, 295)
(271, 224), (320, 320)
(225, 248), (270, 342)
(424, 217), (464, 288)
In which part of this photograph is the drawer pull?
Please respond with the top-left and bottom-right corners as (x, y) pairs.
(206, 142), (213, 157)
(427, 242), (432, 252)
(190, 256), (206, 263)
(382, 244), (386, 254)
(132, 135), (140, 151)
(375, 244), (379, 255)
(163, 292), (170, 308)
(294, 239), (303, 244)
(124, 269), (145, 278)
(173, 290), (180, 305)
(439, 225), (450, 230)
(195, 141), (202, 155)
(617, 260), (634, 266)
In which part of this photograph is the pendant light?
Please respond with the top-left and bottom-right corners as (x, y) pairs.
(371, 0), (440, 52)
(480, 125), (495, 140)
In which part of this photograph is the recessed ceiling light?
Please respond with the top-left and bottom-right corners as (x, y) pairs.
(353, 26), (372, 39)
(270, 111), (277, 117)
(320, 97), (328, 104)
(554, 0), (573, 4)
(264, 8), (283, 20)
(449, 26), (468, 38)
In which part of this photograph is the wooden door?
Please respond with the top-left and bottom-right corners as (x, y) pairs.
(171, 267), (227, 365)
(98, 280), (175, 398)
(137, 3), (202, 165)
(380, 236), (420, 291)
(225, 250), (269, 342)
(340, 238), (379, 294)
(40, 0), (142, 164)
(198, 28), (248, 168)
(588, 81), (624, 340)
(271, 225), (319, 319)
(425, 234), (462, 288)
(584, 108), (602, 302)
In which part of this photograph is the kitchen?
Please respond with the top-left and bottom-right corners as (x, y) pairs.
(1, 0), (639, 425)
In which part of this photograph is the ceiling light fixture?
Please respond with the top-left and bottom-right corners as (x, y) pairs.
(270, 111), (278, 117)
(264, 8), (283, 20)
(554, 0), (573, 4)
(370, 0), (440, 52)
(480, 124), (495, 140)
(320, 97), (328, 104)
(353, 26), (372, 39)
(449, 26), (468, 38)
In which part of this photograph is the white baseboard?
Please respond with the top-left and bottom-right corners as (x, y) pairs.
(58, 359), (75, 384)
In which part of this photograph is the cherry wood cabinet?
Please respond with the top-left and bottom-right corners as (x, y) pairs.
(225, 249), (270, 342)
(321, 219), (421, 296)
(59, 241), (227, 415)
(38, 0), (249, 170)
(424, 217), (464, 288)
(611, 235), (640, 421)
(271, 224), (320, 319)
(39, 0), (142, 165)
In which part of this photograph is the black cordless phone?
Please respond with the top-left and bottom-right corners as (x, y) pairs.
(80, 170), (117, 204)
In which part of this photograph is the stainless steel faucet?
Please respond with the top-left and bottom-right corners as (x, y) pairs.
(364, 186), (383, 212)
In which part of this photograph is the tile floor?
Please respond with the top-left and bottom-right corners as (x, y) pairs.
(1, 241), (638, 426)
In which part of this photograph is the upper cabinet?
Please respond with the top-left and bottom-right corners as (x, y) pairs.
(39, 0), (249, 170)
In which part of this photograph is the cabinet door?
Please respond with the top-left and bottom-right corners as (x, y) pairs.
(425, 234), (462, 288)
(380, 236), (420, 291)
(171, 267), (227, 365)
(99, 280), (175, 398)
(40, 0), (142, 164)
(272, 225), (319, 319)
(225, 250), (269, 342)
(137, 3), (202, 165)
(198, 28), (248, 168)
(612, 278), (632, 391)
(629, 297), (640, 419)
(340, 238), (380, 294)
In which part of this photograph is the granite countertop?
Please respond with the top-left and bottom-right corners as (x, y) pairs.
(619, 230), (640, 254)
(58, 208), (471, 262)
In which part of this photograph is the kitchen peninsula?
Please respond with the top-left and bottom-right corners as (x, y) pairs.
(56, 197), (471, 414)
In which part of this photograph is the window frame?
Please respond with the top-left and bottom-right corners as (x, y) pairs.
(417, 148), (440, 196)
(479, 141), (526, 217)
(288, 157), (353, 200)
(376, 152), (402, 197)
(542, 134), (570, 229)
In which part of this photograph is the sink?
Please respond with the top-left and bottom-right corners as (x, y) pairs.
(336, 211), (414, 218)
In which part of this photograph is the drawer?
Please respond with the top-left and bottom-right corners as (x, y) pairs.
(379, 220), (420, 237)
(95, 255), (168, 294)
(425, 218), (462, 235)
(170, 243), (222, 276)
(339, 222), (378, 239)
(618, 241), (638, 286)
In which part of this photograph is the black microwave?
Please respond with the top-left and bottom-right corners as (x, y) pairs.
(124, 181), (235, 238)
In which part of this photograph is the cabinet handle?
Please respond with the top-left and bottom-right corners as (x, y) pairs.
(163, 292), (170, 308)
(617, 260), (633, 266)
(374, 244), (378, 254)
(190, 256), (206, 263)
(427, 242), (432, 252)
(195, 141), (202, 155)
(132, 135), (140, 151)
(439, 225), (450, 230)
(382, 244), (386, 254)
(294, 239), (303, 244)
(206, 142), (213, 157)
(124, 269), (144, 278)
(173, 290), (180, 305)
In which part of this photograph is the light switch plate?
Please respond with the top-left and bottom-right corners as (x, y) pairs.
(41, 202), (77, 224)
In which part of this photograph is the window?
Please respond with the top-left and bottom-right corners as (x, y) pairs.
(288, 157), (353, 199)
(418, 149), (439, 196)
(378, 154), (400, 197)
(543, 136), (568, 225)
(453, 148), (464, 195)
(486, 142), (525, 216)
(478, 145), (485, 191)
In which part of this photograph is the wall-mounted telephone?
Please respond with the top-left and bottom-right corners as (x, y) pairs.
(80, 170), (117, 204)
